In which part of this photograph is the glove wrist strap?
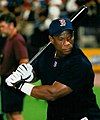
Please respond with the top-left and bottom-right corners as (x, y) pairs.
(20, 83), (35, 96)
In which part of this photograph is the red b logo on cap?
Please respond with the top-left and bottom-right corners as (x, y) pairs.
(59, 19), (66, 26)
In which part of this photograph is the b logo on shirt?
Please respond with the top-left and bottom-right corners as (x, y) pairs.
(59, 19), (66, 26)
(81, 117), (88, 120)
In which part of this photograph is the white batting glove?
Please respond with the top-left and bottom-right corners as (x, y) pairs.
(16, 63), (34, 82)
(6, 63), (34, 87)
(6, 71), (22, 87)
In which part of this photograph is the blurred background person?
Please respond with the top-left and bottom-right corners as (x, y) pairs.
(0, 12), (29, 120)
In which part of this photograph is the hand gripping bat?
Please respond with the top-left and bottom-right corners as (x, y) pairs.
(29, 5), (88, 64)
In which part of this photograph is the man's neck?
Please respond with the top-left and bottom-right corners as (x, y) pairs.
(9, 28), (17, 38)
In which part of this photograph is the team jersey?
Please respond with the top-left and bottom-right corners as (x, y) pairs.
(33, 45), (100, 119)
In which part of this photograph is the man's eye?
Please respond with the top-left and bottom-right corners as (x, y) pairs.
(67, 36), (71, 40)
(59, 38), (64, 41)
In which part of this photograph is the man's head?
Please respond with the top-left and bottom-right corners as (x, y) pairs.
(49, 18), (74, 57)
(0, 12), (17, 36)
(0, 12), (16, 27)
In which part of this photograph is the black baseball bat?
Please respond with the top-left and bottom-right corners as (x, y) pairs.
(29, 5), (88, 64)
(13, 5), (88, 88)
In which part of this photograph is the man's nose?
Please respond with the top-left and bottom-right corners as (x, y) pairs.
(63, 39), (70, 45)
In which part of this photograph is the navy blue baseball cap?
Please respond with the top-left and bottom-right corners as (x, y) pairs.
(49, 18), (73, 36)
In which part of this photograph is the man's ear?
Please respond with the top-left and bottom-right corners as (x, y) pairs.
(49, 35), (54, 44)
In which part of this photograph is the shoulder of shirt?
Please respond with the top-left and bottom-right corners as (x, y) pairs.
(12, 33), (26, 43)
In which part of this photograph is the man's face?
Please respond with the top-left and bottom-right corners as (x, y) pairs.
(0, 21), (9, 36)
(50, 30), (74, 57)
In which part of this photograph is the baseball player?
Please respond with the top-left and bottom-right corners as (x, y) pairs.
(6, 18), (100, 120)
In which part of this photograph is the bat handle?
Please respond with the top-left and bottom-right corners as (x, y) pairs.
(29, 42), (51, 64)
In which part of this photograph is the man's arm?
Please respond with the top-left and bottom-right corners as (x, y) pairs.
(5, 64), (73, 101)
(30, 81), (73, 101)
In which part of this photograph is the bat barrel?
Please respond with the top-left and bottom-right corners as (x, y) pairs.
(70, 5), (88, 26)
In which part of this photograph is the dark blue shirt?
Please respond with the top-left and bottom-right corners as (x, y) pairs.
(33, 45), (100, 119)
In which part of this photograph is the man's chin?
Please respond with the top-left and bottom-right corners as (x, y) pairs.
(63, 50), (71, 55)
